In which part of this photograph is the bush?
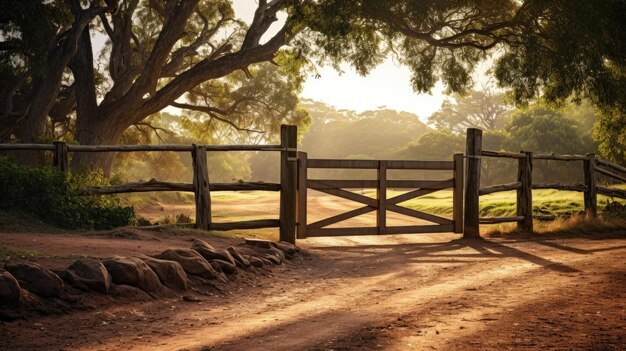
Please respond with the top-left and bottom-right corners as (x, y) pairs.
(0, 157), (135, 230)
(603, 200), (626, 219)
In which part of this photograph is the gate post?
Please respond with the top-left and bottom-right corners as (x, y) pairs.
(464, 128), (482, 238)
(280, 125), (297, 244)
(517, 151), (533, 232)
(53, 141), (69, 173)
(297, 151), (308, 239)
(453, 153), (464, 233)
(377, 161), (387, 235)
(192, 145), (211, 230)
(583, 153), (597, 217)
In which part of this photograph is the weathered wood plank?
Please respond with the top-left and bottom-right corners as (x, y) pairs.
(479, 182), (522, 195)
(0, 143), (285, 152)
(78, 180), (194, 195)
(77, 181), (279, 195)
(534, 153), (588, 161)
(453, 153), (464, 233)
(308, 206), (376, 229)
(307, 159), (379, 169)
(309, 186), (378, 207)
(597, 186), (626, 199)
(531, 183), (586, 192)
(387, 179), (454, 189)
(308, 179), (378, 189)
(385, 160), (454, 170)
(385, 224), (454, 234)
(210, 219), (280, 230)
(192, 145), (211, 231)
(479, 216), (525, 224)
(297, 152), (308, 239)
(596, 158), (626, 175)
(386, 204), (453, 225)
(517, 151), (533, 232)
(595, 167), (626, 184)
(280, 125), (298, 244)
(377, 161), (387, 235)
(482, 150), (524, 159)
(53, 141), (69, 173)
(67, 144), (284, 152)
(306, 227), (379, 237)
(464, 128), (482, 238)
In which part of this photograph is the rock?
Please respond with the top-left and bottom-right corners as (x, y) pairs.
(248, 256), (264, 268)
(61, 259), (112, 294)
(245, 238), (273, 249)
(226, 246), (251, 268)
(0, 270), (23, 306)
(137, 255), (188, 291)
(112, 284), (152, 300)
(270, 247), (287, 260)
(5, 262), (64, 298)
(272, 241), (299, 256)
(102, 256), (161, 293)
(259, 257), (274, 266)
(157, 249), (219, 280)
(209, 262), (222, 273)
(263, 254), (282, 265)
(192, 239), (237, 266)
(212, 259), (237, 274)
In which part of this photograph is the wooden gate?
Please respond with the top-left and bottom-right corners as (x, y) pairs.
(296, 153), (464, 238)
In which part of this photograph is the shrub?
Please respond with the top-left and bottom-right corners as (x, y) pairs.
(175, 213), (192, 224)
(603, 200), (626, 219)
(0, 157), (135, 230)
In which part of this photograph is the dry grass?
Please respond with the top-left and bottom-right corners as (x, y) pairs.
(484, 214), (626, 238)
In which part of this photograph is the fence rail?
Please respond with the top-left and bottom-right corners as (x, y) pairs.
(0, 125), (299, 244)
(464, 128), (626, 238)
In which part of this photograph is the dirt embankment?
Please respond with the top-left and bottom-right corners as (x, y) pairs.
(1, 228), (625, 351)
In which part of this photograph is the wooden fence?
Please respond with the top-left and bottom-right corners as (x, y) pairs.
(6, 125), (625, 242)
(463, 128), (626, 237)
(0, 125), (299, 244)
(296, 154), (464, 238)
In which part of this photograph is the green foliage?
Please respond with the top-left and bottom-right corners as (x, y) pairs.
(428, 90), (512, 133)
(0, 157), (134, 230)
(504, 106), (592, 153)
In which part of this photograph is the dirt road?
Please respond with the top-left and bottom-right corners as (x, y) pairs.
(1, 232), (625, 350)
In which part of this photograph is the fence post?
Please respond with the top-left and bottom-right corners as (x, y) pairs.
(192, 145), (211, 230)
(53, 141), (69, 173)
(297, 151), (308, 239)
(584, 153), (597, 217)
(377, 161), (387, 235)
(453, 153), (464, 233)
(280, 125), (297, 244)
(464, 128), (482, 238)
(517, 151), (533, 232)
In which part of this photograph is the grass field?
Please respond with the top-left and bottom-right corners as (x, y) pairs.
(357, 188), (625, 218)
(123, 186), (626, 225)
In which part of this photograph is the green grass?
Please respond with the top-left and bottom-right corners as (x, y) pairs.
(374, 187), (626, 218)
(0, 244), (41, 260)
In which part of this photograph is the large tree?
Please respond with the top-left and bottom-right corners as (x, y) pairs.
(428, 89), (511, 133)
(1, 0), (624, 172)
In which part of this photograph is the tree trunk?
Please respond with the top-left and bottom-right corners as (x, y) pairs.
(71, 118), (127, 175)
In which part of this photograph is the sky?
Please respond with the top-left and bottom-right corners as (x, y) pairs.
(231, 1), (446, 121)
